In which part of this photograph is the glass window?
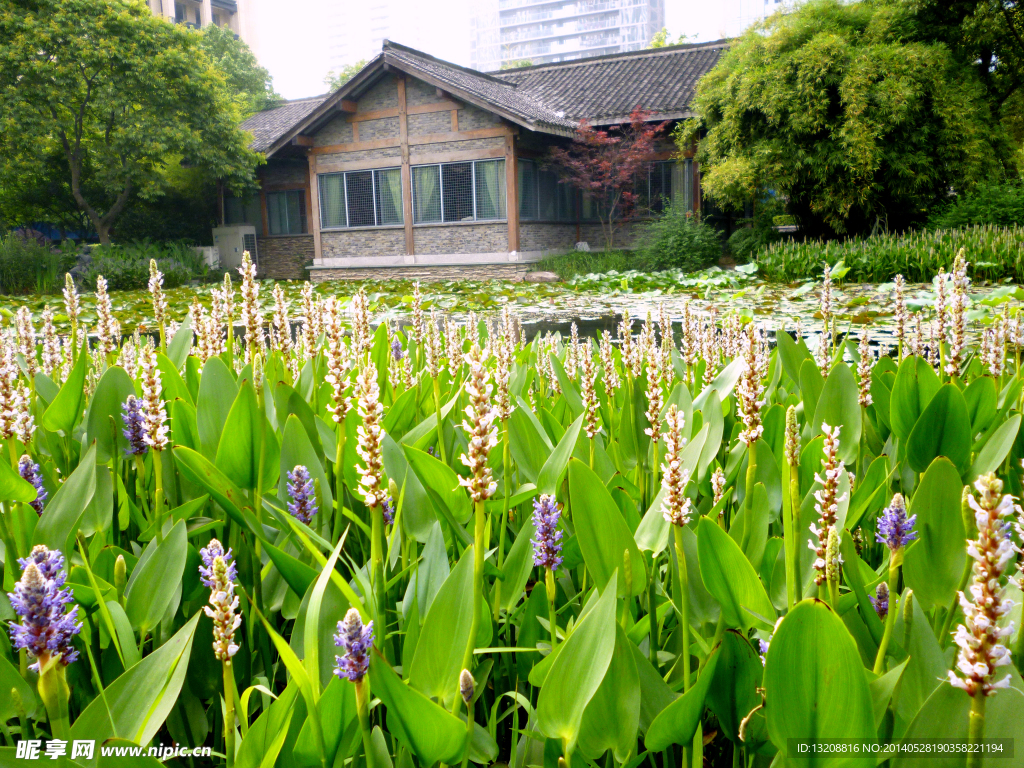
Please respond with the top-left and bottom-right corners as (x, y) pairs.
(411, 159), (506, 224)
(474, 160), (506, 220)
(374, 168), (404, 226)
(413, 165), (441, 223)
(316, 167), (405, 229)
(319, 173), (347, 228)
(442, 162), (475, 222)
(518, 159), (538, 220)
(345, 171), (376, 227)
(519, 159), (576, 222)
(266, 190), (307, 235)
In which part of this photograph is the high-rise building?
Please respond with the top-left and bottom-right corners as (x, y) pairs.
(472, 0), (665, 72)
(668, 0), (799, 44)
(144, 0), (258, 58)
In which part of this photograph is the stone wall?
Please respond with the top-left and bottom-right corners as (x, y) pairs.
(578, 222), (644, 249)
(360, 116), (400, 141)
(408, 110), (452, 136)
(457, 105), (497, 131)
(413, 223), (507, 255)
(311, 263), (530, 283)
(321, 228), (406, 258)
(262, 160), (308, 187)
(520, 223), (577, 253)
(256, 235), (315, 279)
(361, 75), (399, 111)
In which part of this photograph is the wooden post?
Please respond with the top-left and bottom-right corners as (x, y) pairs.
(397, 76), (415, 256)
(505, 132), (519, 253)
(308, 152), (322, 262)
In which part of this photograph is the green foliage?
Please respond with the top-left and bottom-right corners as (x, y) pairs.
(0, 234), (77, 295)
(83, 241), (202, 291)
(927, 180), (1024, 230)
(500, 59), (534, 69)
(635, 208), (722, 271)
(0, 0), (260, 243)
(685, 0), (1011, 237)
(198, 23), (281, 116)
(324, 60), (369, 91)
(531, 250), (637, 280)
(756, 225), (1024, 282)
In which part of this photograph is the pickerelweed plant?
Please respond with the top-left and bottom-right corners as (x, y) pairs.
(0, 252), (1022, 765)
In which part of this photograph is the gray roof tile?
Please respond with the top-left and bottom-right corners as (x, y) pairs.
(240, 95), (328, 153)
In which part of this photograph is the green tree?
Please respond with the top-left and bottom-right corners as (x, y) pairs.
(648, 28), (688, 48)
(199, 23), (281, 116)
(683, 0), (1011, 237)
(501, 59), (534, 69)
(0, 0), (260, 245)
(324, 60), (369, 91)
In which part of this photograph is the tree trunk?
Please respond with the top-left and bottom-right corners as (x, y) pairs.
(96, 221), (112, 246)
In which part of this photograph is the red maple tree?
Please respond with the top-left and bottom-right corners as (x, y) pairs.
(547, 106), (667, 250)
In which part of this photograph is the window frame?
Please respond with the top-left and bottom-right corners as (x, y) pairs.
(411, 158), (506, 225)
(317, 165), (405, 230)
(265, 189), (308, 236)
(518, 158), (578, 223)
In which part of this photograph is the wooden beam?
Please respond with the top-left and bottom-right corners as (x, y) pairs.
(451, 109), (458, 131)
(505, 133), (519, 253)
(352, 122), (359, 142)
(345, 101), (462, 123)
(291, 135), (314, 147)
(311, 126), (512, 156)
(308, 153), (322, 261)
(317, 145), (505, 175)
(397, 77), (415, 256)
(339, 99), (358, 113)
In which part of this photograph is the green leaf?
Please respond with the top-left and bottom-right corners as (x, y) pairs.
(264, 541), (319, 597)
(216, 381), (263, 490)
(776, 329), (810, 386)
(907, 384), (971, 474)
(70, 611), (200, 748)
(627, 640), (677, 734)
(172, 446), (262, 539)
(0, 455), (37, 504)
(963, 376), (997, 434)
(196, 356), (238, 461)
(34, 444), (97, 553)
(763, 600), (875, 765)
(578, 625), (640, 762)
(237, 684), (299, 768)
(42, 345), (88, 434)
(404, 445), (472, 529)
(970, 413), (1021, 479)
(696, 517), (775, 631)
(156, 352), (193, 406)
(124, 520), (188, 634)
(167, 315), (193, 370)
(811, 362), (862, 464)
(304, 534), (348, 700)
(902, 458), (966, 612)
(83, 366), (136, 462)
(409, 544), (475, 708)
(508, 402), (552, 485)
(568, 459), (646, 597)
(799, 359), (824, 434)
(536, 579), (617, 754)
(370, 651), (467, 765)
(279, 414), (333, 522)
(537, 414), (584, 496)
(890, 355), (940, 444)
(645, 643), (720, 751)
(707, 631), (764, 743)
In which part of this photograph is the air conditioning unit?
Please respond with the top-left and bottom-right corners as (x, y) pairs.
(212, 225), (258, 272)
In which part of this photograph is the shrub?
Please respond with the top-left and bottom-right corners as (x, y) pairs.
(85, 240), (196, 290)
(635, 207), (722, 271)
(756, 225), (1024, 283)
(0, 234), (77, 295)
(530, 250), (636, 280)
(927, 181), (1024, 230)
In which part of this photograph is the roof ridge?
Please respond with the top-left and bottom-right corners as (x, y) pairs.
(382, 39), (516, 87)
(490, 38), (731, 75)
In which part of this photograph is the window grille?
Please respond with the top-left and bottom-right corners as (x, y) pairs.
(518, 159), (539, 220)
(412, 159), (505, 224)
(266, 190), (307, 235)
(318, 166), (405, 229)
(519, 159), (576, 222)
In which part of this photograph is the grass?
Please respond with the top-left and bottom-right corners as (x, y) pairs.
(530, 249), (644, 280)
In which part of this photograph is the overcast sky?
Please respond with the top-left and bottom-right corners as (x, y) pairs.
(253, 0), (735, 100)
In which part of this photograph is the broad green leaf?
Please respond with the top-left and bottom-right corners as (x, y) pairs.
(508, 401), (552, 485)
(399, 386), (462, 449)
(500, 518), (536, 611)
(404, 445), (472, 528)
(970, 413), (1021, 479)
(907, 384), (971, 473)
(293, 677), (357, 768)
(963, 376), (997, 434)
(536, 580), (617, 754)
(382, 434), (433, 542)
(70, 612), (200, 751)
(627, 640), (677, 733)
(696, 517), (775, 631)
(578, 625), (640, 762)
(568, 459), (645, 597)
(890, 355), (940, 444)
(173, 447), (262, 539)
(236, 684), (299, 768)
(902, 458), (965, 612)
(124, 520), (188, 634)
(537, 413), (584, 496)
(34, 444), (97, 553)
(196, 356), (238, 461)
(370, 651), (467, 765)
(167, 315), (193, 370)
(42, 345), (88, 434)
(279, 414), (333, 522)
(811, 362), (861, 464)
(694, 356), (743, 411)
(304, 534), (347, 699)
(264, 541), (319, 597)
(645, 643), (720, 751)
(776, 330), (810, 386)
(707, 631), (764, 743)
(156, 352), (193, 406)
(799, 359), (824, 436)
(0, 455), (37, 503)
(763, 600), (875, 766)
(216, 382), (262, 490)
(409, 544), (475, 707)
(83, 366), (136, 462)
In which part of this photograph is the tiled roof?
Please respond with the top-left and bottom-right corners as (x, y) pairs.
(240, 95), (328, 152)
(382, 42), (578, 134)
(493, 41), (728, 124)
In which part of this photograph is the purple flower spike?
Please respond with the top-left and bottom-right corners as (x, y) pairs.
(287, 465), (318, 524)
(199, 538), (241, 661)
(871, 582), (889, 621)
(875, 494), (917, 551)
(335, 607), (374, 682)
(391, 338), (405, 362)
(8, 545), (82, 671)
(200, 539), (238, 588)
(382, 496), (395, 526)
(531, 494), (563, 571)
(121, 395), (148, 456)
(18, 456), (46, 515)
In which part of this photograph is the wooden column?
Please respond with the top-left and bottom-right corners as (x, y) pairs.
(397, 76), (415, 256)
(308, 152), (322, 262)
(505, 132), (519, 253)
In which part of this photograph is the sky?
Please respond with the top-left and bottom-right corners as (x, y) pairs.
(252, 0), (750, 100)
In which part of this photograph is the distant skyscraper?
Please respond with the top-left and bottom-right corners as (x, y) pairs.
(145, 0), (259, 58)
(472, 0), (665, 72)
(669, 0), (799, 44)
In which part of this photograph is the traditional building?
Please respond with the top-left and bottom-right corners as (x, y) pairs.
(145, 0), (257, 55)
(230, 39), (725, 282)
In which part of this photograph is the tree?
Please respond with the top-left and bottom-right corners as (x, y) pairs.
(648, 28), (689, 48)
(0, 0), (261, 245)
(501, 59), (534, 69)
(548, 107), (666, 250)
(324, 60), (368, 92)
(683, 0), (1010, 238)
(199, 23), (281, 117)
